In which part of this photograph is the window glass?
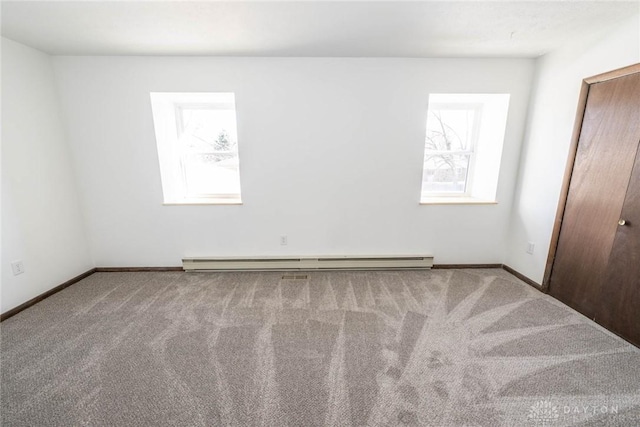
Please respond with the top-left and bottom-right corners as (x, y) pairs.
(421, 94), (510, 204)
(150, 93), (242, 205)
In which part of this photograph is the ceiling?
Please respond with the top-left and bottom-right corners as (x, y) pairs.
(1, 1), (638, 58)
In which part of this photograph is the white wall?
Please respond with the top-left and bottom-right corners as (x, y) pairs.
(506, 14), (640, 285)
(52, 57), (534, 267)
(1, 38), (93, 313)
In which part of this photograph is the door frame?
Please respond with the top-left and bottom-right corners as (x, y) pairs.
(542, 63), (640, 292)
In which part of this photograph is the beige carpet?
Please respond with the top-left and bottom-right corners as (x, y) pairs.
(1, 269), (639, 426)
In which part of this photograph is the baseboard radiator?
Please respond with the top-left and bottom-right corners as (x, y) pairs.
(182, 255), (433, 272)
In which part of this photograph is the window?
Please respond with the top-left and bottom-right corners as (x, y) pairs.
(420, 94), (510, 204)
(150, 93), (242, 204)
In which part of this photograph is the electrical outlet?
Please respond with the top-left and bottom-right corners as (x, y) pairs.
(11, 260), (25, 276)
(280, 235), (288, 246)
(526, 242), (535, 255)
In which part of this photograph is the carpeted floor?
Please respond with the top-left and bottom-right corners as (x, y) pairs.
(1, 269), (639, 426)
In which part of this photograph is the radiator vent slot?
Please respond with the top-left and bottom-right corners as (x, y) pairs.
(281, 274), (308, 280)
(182, 255), (433, 272)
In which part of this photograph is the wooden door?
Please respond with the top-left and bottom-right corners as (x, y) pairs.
(597, 143), (640, 346)
(548, 68), (640, 343)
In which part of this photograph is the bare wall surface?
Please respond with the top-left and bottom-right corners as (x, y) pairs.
(506, 15), (640, 285)
(53, 56), (534, 267)
(1, 38), (93, 313)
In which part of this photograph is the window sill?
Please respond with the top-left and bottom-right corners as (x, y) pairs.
(420, 197), (497, 205)
(163, 198), (243, 206)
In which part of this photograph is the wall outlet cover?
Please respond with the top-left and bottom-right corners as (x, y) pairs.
(11, 261), (25, 276)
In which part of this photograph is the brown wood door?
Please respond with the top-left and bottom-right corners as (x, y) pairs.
(597, 143), (640, 346)
(549, 71), (640, 338)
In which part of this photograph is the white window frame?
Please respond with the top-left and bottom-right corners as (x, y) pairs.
(150, 92), (242, 205)
(420, 93), (510, 205)
(422, 102), (483, 198)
